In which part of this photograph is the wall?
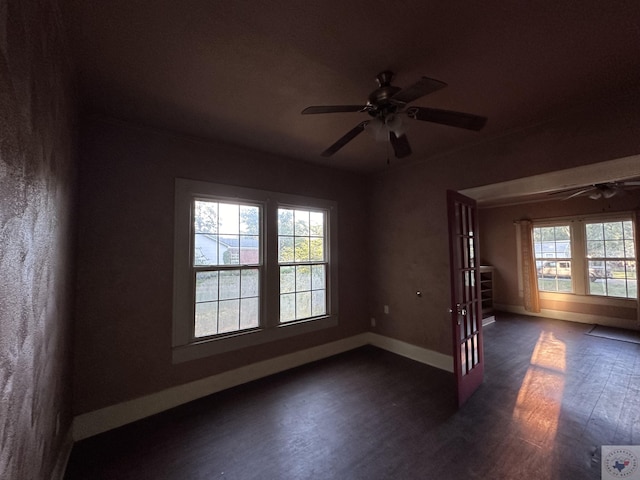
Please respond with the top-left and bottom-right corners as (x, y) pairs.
(368, 89), (640, 355)
(0, 0), (77, 478)
(73, 118), (370, 415)
(479, 193), (640, 327)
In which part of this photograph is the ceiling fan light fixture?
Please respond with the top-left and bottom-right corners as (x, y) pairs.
(385, 114), (405, 137)
(365, 117), (387, 141)
(603, 188), (616, 199)
(588, 191), (602, 200)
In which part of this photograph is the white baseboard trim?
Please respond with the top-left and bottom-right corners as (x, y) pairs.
(365, 332), (454, 373)
(72, 333), (453, 441)
(495, 303), (639, 330)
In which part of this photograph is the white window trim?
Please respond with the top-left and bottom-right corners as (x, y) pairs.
(531, 212), (637, 305)
(172, 178), (338, 363)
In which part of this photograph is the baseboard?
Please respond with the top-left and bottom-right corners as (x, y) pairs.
(495, 303), (639, 330)
(365, 332), (454, 373)
(72, 333), (453, 441)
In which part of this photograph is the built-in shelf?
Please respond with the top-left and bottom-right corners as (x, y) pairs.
(480, 265), (495, 326)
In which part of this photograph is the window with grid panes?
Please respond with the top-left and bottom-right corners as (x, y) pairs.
(585, 220), (637, 299)
(278, 208), (327, 322)
(172, 179), (338, 362)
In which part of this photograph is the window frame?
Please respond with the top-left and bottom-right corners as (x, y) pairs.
(584, 219), (637, 298)
(277, 206), (329, 323)
(173, 179), (338, 363)
(530, 212), (637, 304)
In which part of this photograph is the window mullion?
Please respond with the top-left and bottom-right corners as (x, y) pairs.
(573, 221), (587, 295)
(264, 199), (280, 328)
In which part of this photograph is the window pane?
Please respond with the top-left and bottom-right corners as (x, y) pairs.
(310, 237), (324, 262)
(218, 299), (240, 333)
(585, 223), (603, 241)
(625, 240), (635, 258)
(239, 235), (260, 264)
(310, 211), (324, 236)
(295, 237), (310, 262)
(221, 235), (239, 265)
(296, 265), (311, 291)
(587, 240), (604, 258)
(196, 271), (218, 302)
(312, 290), (326, 316)
(219, 270), (240, 299)
(278, 208), (294, 235)
(194, 233), (221, 266)
(240, 298), (259, 329)
(280, 293), (296, 322)
(312, 265), (325, 290)
(218, 203), (239, 235)
(241, 269), (259, 297)
(295, 210), (310, 235)
(296, 292), (312, 319)
(240, 205), (260, 235)
(606, 240), (624, 258)
(194, 201), (218, 234)
(195, 302), (218, 337)
(604, 222), (623, 240)
(279, 237), (294, 262)
(280, 266), (295, 293)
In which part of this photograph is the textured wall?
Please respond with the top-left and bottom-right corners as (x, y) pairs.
(73, 118), (369, 415)
(0, 0), (76, 478)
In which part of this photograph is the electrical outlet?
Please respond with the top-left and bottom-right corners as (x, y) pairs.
(384, 305), (389, 315)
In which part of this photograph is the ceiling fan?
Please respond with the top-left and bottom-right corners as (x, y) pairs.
(551, 181), (640, 200)
(301, 71), (487, 159)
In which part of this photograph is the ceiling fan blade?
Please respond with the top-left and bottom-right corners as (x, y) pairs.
(407, 107), (487, 131)
(620, 181), (640, 186)
(391, 77), (447, 105)
(389, 132), (412, 158)
(321, 121), (369, 157)
(302, 105), (366, 114)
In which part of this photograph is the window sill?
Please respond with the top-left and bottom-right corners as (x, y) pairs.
(172, 315), (338, 363)
(539, 291), (636, 308)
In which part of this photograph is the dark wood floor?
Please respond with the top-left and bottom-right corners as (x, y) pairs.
(64, 313), (640, 479)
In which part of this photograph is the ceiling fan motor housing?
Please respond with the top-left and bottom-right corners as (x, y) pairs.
(368, 71), (401, 118)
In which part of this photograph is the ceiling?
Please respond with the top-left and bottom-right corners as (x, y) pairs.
(63, 0), (640, 173)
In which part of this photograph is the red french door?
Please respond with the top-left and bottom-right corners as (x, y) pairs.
(447, 190), (484, 407)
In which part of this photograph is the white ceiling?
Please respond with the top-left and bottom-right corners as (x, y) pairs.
(63, 0), (640, 172)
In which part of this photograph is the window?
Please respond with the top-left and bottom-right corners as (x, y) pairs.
(193, 200), (261, 337)
(531, 215), (637, 300)
(278, 208), (327, 322)
(173, 179), (338, 362)
(533, 225), (572, 293)
(585, 220), (637, 298)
